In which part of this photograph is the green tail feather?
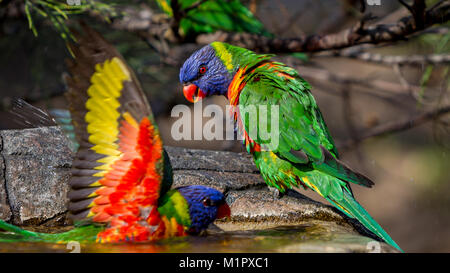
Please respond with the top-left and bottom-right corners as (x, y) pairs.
(330, 191), (403, 252)
(0, 220), (101, 243)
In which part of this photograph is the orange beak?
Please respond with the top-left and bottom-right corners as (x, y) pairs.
(216, 203), (231, 219)
(183, 84), (207, 103)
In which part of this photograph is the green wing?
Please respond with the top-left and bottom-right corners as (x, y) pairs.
(238, 63), (374, 188)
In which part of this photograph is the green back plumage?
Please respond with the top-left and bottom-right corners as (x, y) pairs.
(211, 42), (273, 73)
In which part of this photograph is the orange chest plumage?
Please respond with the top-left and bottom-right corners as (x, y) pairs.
(227, 66), (261, 153)
(227, 62), (296, 154)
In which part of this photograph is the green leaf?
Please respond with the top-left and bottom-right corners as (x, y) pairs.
(22, 0), (116, 43)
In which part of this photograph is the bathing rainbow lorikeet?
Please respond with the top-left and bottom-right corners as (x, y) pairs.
(0, 26), (230, 244)
(0, 185), (228, 243)
(179, 42), (402, 251)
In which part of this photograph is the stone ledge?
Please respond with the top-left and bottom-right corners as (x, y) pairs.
(0, 126), (398, 252)
(0, 127), (71, 225)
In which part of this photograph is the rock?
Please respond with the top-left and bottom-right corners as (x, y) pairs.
(0, 126), (399, 252)
(0, 137), (11, 221)
(0, 127), (72, 225)
(173, 170), (265, 192)
(165, 146), (258, 173)
(221, 188), (344, 229)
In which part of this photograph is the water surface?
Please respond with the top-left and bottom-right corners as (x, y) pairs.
(0, 223), (391, 253)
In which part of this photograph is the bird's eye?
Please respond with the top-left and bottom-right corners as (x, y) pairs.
(199, 65), (207, 74)
(202, 197), (212, 207)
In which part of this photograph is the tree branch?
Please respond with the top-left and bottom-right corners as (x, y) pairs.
(289, 62), (426, 97)
(182, 0), (209, 14)
(320, 52), (450, 66)
(338, 105), (450, 150)
(196, 2), (449, 53)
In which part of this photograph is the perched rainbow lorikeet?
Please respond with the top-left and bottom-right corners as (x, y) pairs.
(179, 42), (402, 252)
(0, 26), (230, 244)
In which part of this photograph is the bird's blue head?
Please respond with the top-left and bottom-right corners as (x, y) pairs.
(177, 185), (230, 234)
(179, 44), (233, 102)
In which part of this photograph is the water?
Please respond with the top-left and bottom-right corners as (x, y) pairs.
(0, 222), (393, 253)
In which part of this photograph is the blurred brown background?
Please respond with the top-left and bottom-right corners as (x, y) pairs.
(0, 0), (449, 252)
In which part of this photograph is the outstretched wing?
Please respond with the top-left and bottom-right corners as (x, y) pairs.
(237, 62), (374, 189)
(65, 24), (172, 229)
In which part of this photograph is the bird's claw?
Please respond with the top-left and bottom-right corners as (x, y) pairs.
(268, 186), (283, 199)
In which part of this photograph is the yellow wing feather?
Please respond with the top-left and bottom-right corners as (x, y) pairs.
(85, 57), (130, 176)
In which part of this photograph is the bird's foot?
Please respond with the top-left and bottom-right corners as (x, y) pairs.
(268, 186), (283, 200)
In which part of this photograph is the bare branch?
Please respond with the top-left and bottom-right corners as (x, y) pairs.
(170, 0), (183, 41)
(359, 0), (366, 13)
(392, 64), (414, 97)
(289, 63), (425, 97)
(183, 0), (209, 14)
(429, 0), (446, 11)
(338, 104), (450, 150)
(197, 2), (449, 53)
(411, 0), (427, 29)
(398, 0), (415, 14)
(321, 51), (450, 66)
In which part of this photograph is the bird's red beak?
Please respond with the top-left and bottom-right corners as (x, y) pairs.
(183, 84), (207, 103)
(216, 203), (231, 219)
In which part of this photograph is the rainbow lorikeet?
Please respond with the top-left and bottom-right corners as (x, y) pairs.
(0, 185), (228, 243)
(0, 26), (230, 244)
(179, 42), (402, 251)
